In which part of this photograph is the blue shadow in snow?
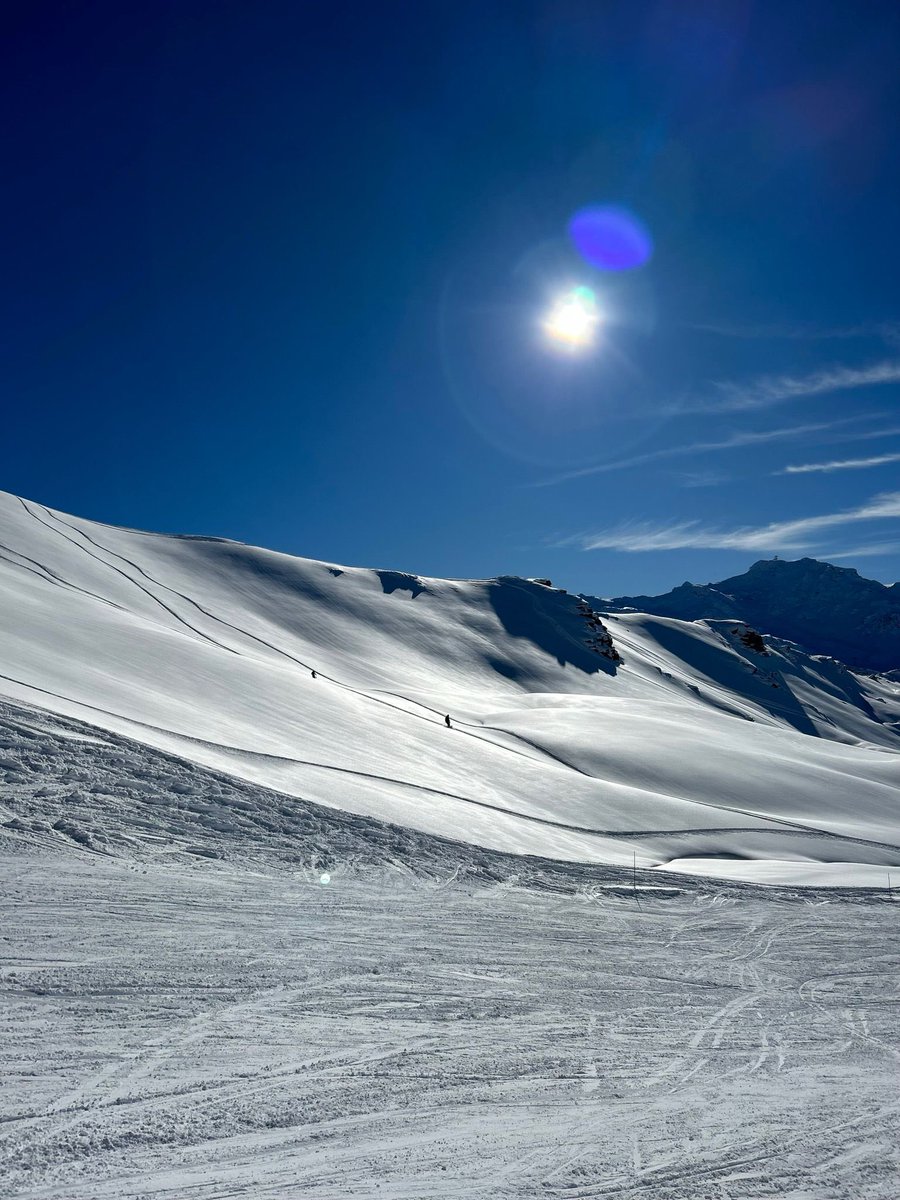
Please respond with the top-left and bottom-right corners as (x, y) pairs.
(488, 578), (618, 677)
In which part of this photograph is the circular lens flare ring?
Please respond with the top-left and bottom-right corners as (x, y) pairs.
(543, 286), (602, 349)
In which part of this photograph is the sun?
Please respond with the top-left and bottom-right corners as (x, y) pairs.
(542, 286), (601, 350)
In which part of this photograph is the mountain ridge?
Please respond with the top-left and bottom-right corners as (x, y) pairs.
(602, 556), (900, 671)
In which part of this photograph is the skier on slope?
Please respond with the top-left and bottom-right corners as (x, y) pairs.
(444, 714), (451, 728)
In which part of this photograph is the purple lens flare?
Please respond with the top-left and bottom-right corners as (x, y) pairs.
(569, 206), (653, 271)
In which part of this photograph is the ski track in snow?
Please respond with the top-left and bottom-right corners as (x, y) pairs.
(1, 488), (899, 885)
(1, 852), (898, 1199)
(0, 699), (897, 1198)
(0, 490), (899, 1192)
(18, 499), (584, 777)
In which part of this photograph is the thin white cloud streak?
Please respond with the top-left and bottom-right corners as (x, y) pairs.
(687, 360), (900, 415)
(575, 491), (900, 554)
(778, 451), (900, 475)
(686, 320), (900, 346)
(835, 424), (900, 442)
(826, 543), (900, 560)
(677, 469), (730, 488)
(536, 418), (855, 487)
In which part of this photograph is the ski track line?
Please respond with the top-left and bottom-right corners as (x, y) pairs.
(4, 970), (418, 1157)
(41, 502), (708, 791)
(544, 1139), (781, 1200)
(21, 502), (589, 779)
(641, 918), (796, 1089)
(0, 544), (127, 614)
(537, 1073), (805, 1200)
(19, 501), (900, 780)
(612, 620), (900, 752)
(610, 626), (773, 724)
(615, 618), (900, 746)
(23, 504), (900, 848)
(18, 499), (236, 657)
(797, 972), (900, 1067)
(1, 982), (300, 1146)
(12, 662), (897, 868)
(492, 907), (733, 1193)
(0, 672), (622, 841)
(8, 505), (900, 884)
(11, 1021), (448, 1180)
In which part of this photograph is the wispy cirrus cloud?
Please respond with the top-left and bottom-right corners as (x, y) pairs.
(778, 451), (900, 475)
(570, 490), (900, 554)
(827, 542), (900, 559)
(686, 360), (900, 415)
(536, 418), (858, 487)
(832, 424), (900, 443)
(676, 468), (731, 488)
(686, 319), (900, 347)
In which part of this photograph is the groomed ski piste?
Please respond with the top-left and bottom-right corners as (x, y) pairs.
(1, 490), (898, 1198)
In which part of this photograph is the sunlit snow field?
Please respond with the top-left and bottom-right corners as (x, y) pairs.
(1, 491), (899, 888)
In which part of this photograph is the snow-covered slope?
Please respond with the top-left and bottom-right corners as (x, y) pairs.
(605, 557), (900, 671)
(0, 490), (898, 886)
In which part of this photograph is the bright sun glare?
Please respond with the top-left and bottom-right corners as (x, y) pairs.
(542, 286), (601, 350)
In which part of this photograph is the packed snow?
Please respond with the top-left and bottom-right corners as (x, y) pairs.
(2, 844), (899, 1198)
(1, 491), (899, 1197)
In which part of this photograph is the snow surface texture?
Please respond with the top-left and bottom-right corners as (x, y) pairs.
(0, 489), (899, 886)
(2, 492), (900, 1198)
(606, 556), (900, 672)
(2, 851), (899, 1199)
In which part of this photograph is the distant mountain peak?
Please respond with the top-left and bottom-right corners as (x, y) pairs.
(603, 556), (900, 671)
(741, 556), (862, 579)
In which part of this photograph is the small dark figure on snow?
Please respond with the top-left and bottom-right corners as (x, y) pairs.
(444, 714), (451, 728)
(311, 670), (317, 679)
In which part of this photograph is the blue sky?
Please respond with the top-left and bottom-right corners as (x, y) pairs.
(3, 1), (900, 595)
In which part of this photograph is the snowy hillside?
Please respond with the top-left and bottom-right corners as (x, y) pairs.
(605, 557), (900, 671)
(0, 490), (899, 886)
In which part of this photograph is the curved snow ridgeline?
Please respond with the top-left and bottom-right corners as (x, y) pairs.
(0, 490), (898, 886)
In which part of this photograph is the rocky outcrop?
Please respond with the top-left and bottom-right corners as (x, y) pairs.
(575, 597), (622, 663)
